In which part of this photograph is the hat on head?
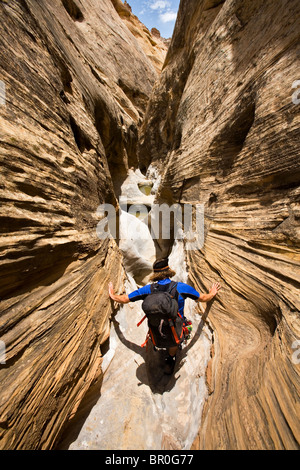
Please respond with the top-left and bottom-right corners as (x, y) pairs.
(153, 258), (169, 272)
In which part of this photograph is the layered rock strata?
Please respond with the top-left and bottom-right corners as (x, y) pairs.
(0, 0), (160, 449)
(139, 0), (300, 450)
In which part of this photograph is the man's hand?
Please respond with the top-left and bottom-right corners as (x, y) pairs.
(209, 282), (222, 297)
(108, 282), (130, 304)
(198, 282), (221, 302)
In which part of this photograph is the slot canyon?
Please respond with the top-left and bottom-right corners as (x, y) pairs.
(0, 0), (299, 450)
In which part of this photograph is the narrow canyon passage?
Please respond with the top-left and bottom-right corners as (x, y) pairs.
(59, 168), (214, 450)
(0, 0), (299, 451)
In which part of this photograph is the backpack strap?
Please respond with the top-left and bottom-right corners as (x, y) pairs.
(150, 281), (178, 298)
(137, 315), (147, 327)
(140, 328), (157, 348)
(166, 281), (178, 298)
(150, 283), (157, 293)
(168, 319), (181, 344)
(165, 281), (179, 302)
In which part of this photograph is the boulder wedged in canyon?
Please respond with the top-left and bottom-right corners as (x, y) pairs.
(0, 0), (162, 450)
(139, 0), (300, 450)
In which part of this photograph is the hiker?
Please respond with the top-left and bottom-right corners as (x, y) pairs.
(108, 258), (221, 374)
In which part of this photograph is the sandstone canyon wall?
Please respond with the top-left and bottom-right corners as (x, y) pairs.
(139, 0), (300, 450)
(0, 0), (162, 449)
(111, 0), (169, 73)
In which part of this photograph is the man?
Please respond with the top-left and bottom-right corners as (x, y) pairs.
(108, 258), (221, 374)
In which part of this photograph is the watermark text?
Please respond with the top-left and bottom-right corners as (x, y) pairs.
(291, 340), (300, 365)
(0, 340), (6, 365)
(96, 200), (204, 251)
(292, 80), (300, 105)
(0, 80), (5, 106)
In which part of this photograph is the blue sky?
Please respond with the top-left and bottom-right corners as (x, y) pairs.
(126, 0), (180, 38)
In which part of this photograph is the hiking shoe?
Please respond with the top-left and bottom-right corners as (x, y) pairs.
(164, 354), (176, 375)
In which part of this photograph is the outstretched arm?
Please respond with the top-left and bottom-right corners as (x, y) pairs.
(198, 282), (221, 302)
(108, 282), (130, 304)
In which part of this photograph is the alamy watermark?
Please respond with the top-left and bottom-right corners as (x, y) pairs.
(291, 340), (300, 365)
(292, 80), (300, 105)
(96, 199), (204, 251)
(0, 340), (6, 365)
(0, 80), (5, 106)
